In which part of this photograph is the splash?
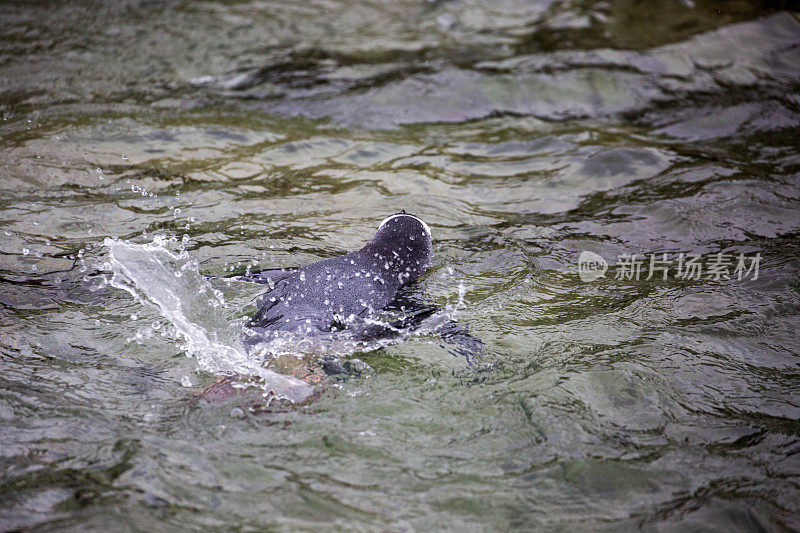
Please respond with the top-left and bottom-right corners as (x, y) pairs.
(102, 236), (313, 403)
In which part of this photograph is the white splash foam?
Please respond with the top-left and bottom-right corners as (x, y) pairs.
(103, 236), (312, 403)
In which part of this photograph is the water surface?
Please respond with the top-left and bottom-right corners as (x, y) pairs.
(2, 1), (800, 530)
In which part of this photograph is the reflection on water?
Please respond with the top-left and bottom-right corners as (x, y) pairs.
(1, 0), (800, 530)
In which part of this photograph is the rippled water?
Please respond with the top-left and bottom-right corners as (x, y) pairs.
(2, 1), (800, 530)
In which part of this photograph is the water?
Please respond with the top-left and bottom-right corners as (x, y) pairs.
(2, 1), (800, 530)
(103, 236), (313, 403)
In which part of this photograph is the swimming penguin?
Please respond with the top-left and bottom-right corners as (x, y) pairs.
(238, 212), (482, 359)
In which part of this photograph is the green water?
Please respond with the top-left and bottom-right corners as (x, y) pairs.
(2, 1), (800, 530)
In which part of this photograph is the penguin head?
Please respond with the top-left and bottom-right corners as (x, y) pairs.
(367, 212), (433, 286)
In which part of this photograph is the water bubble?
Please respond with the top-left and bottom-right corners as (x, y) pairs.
(230, 407), (245, 419)
(437, 12), (456, 29)
(22, 248), (29, 255)
(457, 283), (467, 309)
(130, 314), (138, 320)
(122, 155), (129, 160)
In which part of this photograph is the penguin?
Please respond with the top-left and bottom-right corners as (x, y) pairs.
(238, 212), (482, 360)
(245, 212), (431, 333)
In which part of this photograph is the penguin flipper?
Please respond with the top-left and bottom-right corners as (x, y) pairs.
(389, 294), (485, 363)
(231, 268), (296, 287)
(433, 319), (485, 365)
(353, 293), (486, 363)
